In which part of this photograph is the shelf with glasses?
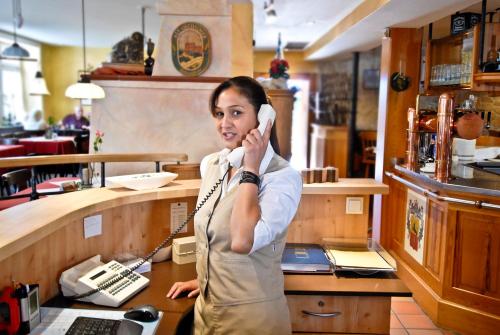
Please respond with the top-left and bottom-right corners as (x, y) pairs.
(424, 28), (474, 92)
(424, 23), (500, 93)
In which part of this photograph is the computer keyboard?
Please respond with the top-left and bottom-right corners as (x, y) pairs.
(65, 316), (143, 335)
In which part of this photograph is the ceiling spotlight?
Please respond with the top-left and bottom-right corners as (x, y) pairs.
(264, 0), (277, 24)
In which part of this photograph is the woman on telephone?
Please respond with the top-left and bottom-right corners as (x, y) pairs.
(167, 76), (302, 334)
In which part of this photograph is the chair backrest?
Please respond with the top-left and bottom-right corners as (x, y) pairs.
(75, 134), (90, 153)
(359, 131), (377, 161)
(360, 131), (377, 148)
(2, 168), (32, 194)
(0, 138), (20, 145)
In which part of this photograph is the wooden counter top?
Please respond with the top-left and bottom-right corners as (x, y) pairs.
(303, 178), (388, 195)
(285, 273), (410, 296)
(0, 180), (200, 262)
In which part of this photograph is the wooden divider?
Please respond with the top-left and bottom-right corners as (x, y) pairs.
(0, 195), (197, 303)
(288, 194), (369, 245)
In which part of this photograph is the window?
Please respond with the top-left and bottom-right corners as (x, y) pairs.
(0, 36), (42, 126)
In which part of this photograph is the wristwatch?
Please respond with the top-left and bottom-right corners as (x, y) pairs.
(240, 170), (260, 187)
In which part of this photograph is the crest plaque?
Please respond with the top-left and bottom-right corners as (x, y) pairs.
(171, 22), (211, 76)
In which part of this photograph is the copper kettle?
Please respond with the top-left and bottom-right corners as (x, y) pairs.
(455, 112), (484, 140)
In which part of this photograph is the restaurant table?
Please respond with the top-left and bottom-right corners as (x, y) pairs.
(0, 144), (27, 175)
(19, 136), (76, 155)
(0, 177), (80, 211)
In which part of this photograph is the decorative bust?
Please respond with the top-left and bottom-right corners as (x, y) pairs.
(144, 38), (155, 76)
(111, 32), (144, 64)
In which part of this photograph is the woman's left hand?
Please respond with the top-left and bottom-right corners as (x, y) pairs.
(242, 120), (272, 175)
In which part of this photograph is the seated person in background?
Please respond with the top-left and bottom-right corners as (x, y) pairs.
(61, 106), (90, 130)
(23, 110), (48, 131)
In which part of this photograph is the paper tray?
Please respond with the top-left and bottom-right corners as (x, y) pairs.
(323, 239), (397, 274)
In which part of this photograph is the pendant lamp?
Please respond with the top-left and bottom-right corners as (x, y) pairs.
(0, 0), (36, 61)
(65, 0), (105, 100)
(30, 71), (50, 95)
(264, 0), (278, 25)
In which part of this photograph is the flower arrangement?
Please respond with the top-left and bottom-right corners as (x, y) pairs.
(269, 58), (290, 79)
(93, 130), (104, 152)
(87, 130), (104, 186)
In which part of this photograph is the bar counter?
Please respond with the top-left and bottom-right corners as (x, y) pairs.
(382, 165), (500, 335)
(394, 162), (500, 197)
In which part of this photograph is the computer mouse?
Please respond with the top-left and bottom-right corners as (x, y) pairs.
(124, 304), (159, 322)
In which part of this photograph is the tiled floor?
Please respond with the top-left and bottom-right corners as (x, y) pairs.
(390, 297), (461, 335)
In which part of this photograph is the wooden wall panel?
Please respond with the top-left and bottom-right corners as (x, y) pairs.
(288, 194), (369, 245)
(380, 177), (407, 251)
(424, 199), (447, 282)
(378, 28), (423, 174)
(451, 211), (500, 309)
(0, 197), (197, 303)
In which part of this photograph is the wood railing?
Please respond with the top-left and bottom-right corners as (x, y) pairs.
(0, 152), (188, 200)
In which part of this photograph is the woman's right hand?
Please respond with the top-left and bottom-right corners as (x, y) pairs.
(166, 279), (199, 299)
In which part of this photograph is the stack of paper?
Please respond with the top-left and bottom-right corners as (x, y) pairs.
(281, 243), (332, 273)
(325, 249), (393, 271)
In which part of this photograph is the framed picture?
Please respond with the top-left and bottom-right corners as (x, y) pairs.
(404, 189), (427, 265)
(363, 69), (380, 89)
(171, 22), (211, 76)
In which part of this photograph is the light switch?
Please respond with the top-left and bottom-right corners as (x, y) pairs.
(84, 214), (102, 238)
(346, 197), (363, 214)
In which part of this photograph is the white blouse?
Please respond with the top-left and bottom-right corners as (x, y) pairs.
(200, 145), (302, 254)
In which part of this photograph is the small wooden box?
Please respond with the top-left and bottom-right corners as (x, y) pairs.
(172, 235), (197, 265)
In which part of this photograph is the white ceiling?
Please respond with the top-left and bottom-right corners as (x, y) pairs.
(252, 0), (365, 50)
(0, 0), (497, 60)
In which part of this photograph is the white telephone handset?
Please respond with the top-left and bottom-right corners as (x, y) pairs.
(227, 104), (276, 169)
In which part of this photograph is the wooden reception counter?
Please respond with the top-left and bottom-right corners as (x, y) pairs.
(0, 178), (404, 334)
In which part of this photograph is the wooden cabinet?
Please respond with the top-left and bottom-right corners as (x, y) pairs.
(424, 23), (500, 93)
(444, 207), (500, 316)
(287, 295), (390, 334)
(267, 89), (293, 161)
(309, 124), (348, 177)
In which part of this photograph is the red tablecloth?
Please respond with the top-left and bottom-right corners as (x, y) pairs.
(0, 177), (80, 211)
(19, 136), (76, 155)
(0, 144), (26, 158)
(0, 144), (27, 174)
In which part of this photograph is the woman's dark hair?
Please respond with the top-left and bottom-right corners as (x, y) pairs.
(209, 76), (281, 156)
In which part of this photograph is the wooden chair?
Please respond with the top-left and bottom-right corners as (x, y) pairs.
(75, 133), (90, 153)
(0, 138), (20, 145)
(162, 163), (201, 180)
(1, 169), (32, 195)
(359, 130), (377, 178)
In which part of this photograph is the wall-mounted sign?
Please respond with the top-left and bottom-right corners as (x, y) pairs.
(404, 189), (427, 265)
(171, 22), (211, 76)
